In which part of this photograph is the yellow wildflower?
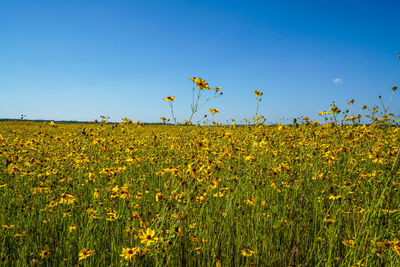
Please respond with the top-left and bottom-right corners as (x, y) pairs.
(78, 248), (94, 261)
(208, 108), (220, 114)
(342, 239), (355, 247)
(93, 189), (100, 199)
(138, 228), (158, 246)
(69, 224), (77, 233)
(155, 193), (164, 202)
(253, 90), (263, 97)
(120, 247), (140, 261)
(241, 249), (255, 257)
(192, 77), (209, 90)
(59, 193), (76, 205)
(40, 250), (50, 259)
(163, 96), (175, 102)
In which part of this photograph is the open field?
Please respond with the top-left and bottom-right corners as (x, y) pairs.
(1, 121), (400, 266)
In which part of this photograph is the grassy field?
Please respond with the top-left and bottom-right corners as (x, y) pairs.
(1, 120), (400, 266)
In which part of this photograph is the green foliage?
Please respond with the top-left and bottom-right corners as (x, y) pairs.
(1, 120), (400, 266)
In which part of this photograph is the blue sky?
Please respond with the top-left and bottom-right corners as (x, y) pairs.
(1, 0), (399, 123)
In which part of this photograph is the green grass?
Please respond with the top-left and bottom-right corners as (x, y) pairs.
(1, 121), (400, 266)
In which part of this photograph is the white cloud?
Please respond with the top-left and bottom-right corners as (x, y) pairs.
(333, 78), (342, 85)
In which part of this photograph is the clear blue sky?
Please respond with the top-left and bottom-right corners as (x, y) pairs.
(1, 0), (399, 123)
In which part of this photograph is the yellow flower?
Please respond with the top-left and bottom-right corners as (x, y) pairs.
(244, 197), (255, 206)
(347, 99), (354, 105)
(120, 247), (140, 261)
(125, 225), (136, 233)
(188, 77), (209, 90)
(270, 182), (281, 192)
(241, 249), (255, 257)
(319, 111), (330, 116)
(328, 194), (341, 200)
(163, 96), (175, 102)
(329, 105), (341, 114)
(69, 224), (77, 233)
(196, 193), (206, 202)
(78, 248), (94, 261)
(194, 77), (209, 90)
(93, 189), (100, 199)
(213, 192), (224, 197)
(155, 193), (164, 202)
(244, 155), (256, 162)
(175, 227), (184, 236)
(59, 193), (76, 205)
(342, 239), (355, 247)
(2, 224), (15, 228)
(323, 218), (336, 224)
(253, 90), (263, 97)
(119, 189), (131, 199)
(106, 212), (119, 221)
(121, 117), (133, 123)
(112, 185), (120, 192)
(138, 228), (158, 246)
(391, 243), (400, 256)
(40, 250), (50, 259)
(208, 108), (220, 114)
(160, 117), (169, 122)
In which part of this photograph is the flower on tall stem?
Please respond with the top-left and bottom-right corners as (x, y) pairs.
(253, 90), (263, 123)
(163, 96), (177, 125)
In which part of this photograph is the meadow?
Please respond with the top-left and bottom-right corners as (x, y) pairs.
(1, 117), (400, 266)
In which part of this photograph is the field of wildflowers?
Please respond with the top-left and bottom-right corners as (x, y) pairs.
(1, 69), (400, 265)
